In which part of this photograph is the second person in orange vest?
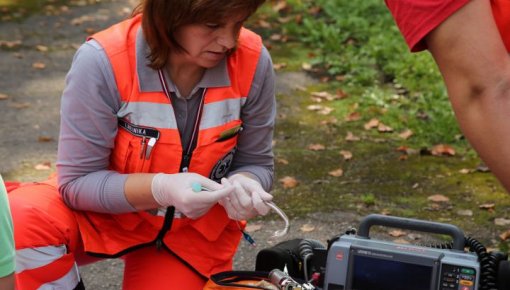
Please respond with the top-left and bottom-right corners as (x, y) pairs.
(8, 0), (276, 289)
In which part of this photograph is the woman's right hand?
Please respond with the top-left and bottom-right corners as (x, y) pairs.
(151, 173), (233, 219)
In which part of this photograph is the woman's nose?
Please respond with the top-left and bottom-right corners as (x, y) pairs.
(217, 29), (237, 50)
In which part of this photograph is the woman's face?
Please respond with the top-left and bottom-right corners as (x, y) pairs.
(172, 13), (247, 69)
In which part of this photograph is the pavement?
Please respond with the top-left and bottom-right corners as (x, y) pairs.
(0, 1), (363, 288)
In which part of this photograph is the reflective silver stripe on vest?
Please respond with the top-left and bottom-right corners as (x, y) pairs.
(15, 245), (67, 273)
(118, 101), (178, 128)
(117, 97), (246, 129)
(201, 97), (246, 129)
(16, 245), (81, 289)
(38, 264), (80, 290)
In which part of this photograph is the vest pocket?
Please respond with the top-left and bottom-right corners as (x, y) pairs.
(126, 136), (153, 173)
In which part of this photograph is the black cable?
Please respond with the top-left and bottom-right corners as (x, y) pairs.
(425, 236), (498, 290)
(298, 239), (326, 283)
(419, 235), (501, 289)
(464, 236), (498, 290)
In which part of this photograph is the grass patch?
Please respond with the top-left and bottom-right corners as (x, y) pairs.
(247, 1), (510, 249)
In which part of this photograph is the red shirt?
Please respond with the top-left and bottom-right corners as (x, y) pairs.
(385, 0), (510, 52)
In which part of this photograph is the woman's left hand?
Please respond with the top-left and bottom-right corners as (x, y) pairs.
(219, 173), (273, 220)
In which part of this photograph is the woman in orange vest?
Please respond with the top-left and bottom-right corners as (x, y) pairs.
(385, 0), (510, 194)
(8, 0), (276, 289)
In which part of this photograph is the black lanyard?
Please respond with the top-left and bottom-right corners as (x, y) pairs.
(158, 69), (206, 172)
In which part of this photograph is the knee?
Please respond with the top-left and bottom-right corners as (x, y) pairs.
(8, 184), (79, 249)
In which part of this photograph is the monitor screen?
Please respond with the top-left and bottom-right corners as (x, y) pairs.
(350, 254), (433, 290)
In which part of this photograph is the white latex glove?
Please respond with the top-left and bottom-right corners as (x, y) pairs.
(151, 173), (233, 219)
(219, 173), (273, 221)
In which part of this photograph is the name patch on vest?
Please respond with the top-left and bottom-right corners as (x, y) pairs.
(119, 119), (160, 139)
(210, 148), (236, 182)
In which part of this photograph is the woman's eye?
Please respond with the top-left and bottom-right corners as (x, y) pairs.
(205, 23), (220, 29)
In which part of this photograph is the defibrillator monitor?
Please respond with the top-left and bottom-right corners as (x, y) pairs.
(323, 214), (480, 290)
(349, 249), (435, 290)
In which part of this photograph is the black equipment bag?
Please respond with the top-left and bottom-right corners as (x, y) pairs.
(255, 239), (306, 279)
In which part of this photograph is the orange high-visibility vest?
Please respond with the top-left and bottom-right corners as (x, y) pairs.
(492, 0), (510, 52)
(73, 14), (262, 278)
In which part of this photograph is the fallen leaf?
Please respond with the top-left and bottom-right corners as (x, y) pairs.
(71, 43), (81, 50)
(398, 129), (413, 139)
(380, 209), (391, 215)
(340, 150), (352, 160)
(457, 209), (473, 217)
(301, 62), (312, 71)
(8, 102), (31, 109)
(499, 230), (510, 241)
(257, 19), (271, 29)
(345, 112), (361, 122)
(276, 158), (289, 165)
(294, 14), (303, 25)
(345, 131), (360, 142)
(32, 62), (46, 69)
(427, 203), (442, 210)
(459, 168), (472, 174)
(0, 93), (8, 100)
(335, 75), (346, 82)
(272, 0), (288, 13)
(318, 106), (334, 115)
(34, 162), (51, 170)
(431, 144), (456, 156)
(350, 103), (359, 110)
(476, 163), (490, 173)
(398, 155), (408, 161)
(70, 15), (95, 26)
(427, 194), (450, 203)
(308, 6), (322, 15)
(270, 33), (282, 41)
(311, 91), (335, 101)
(388, 230), (406, 237)
(494, 218), (510, 226)
(308, 143), (325, 151)
(479, 203), (495, 210)
(328, 168), (344, 177)
(377, 123), (393, 133)
(35, 45), (48, 52)
(364, 118), (379, 130)
(395, 146), (417, 155)
(320, 117), (338, 125)
(273, 63), (287, 70)
(300, 224), (315, 232)
(336, 89), (348, 99)
(38, 135), (54, 142)
(245, 223), (262, 232)
(279, 176), (298, 189)
(85, 27), (96, 35)
(307, 104), (323, 111)
(416, 111), (429, 120)
(0, 40), (22, 48)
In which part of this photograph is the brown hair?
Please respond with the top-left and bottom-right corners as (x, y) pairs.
(132, 0), (265, 69)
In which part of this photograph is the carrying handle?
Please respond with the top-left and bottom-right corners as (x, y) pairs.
(356, 214), (465, 251)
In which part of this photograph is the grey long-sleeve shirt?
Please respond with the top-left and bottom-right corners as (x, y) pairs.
(57, 28), (276, 213)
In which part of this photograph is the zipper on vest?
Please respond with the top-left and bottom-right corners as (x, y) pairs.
(155, 206), (175, 250)
(180, 154), (191, 172)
